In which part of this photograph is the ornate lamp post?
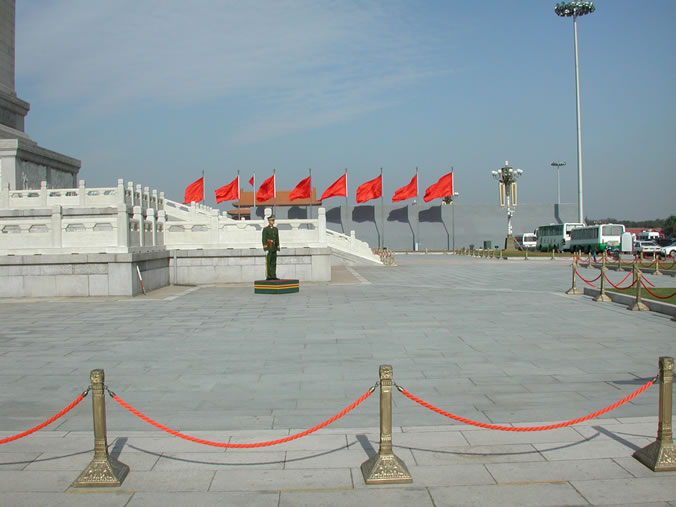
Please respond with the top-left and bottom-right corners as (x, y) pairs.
(491, 161), (523, 251)
(555, 1), (595, 224)
(551, 161), (566, 205)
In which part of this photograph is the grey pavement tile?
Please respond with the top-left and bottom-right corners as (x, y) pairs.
(487, 458), (632, 483)
(279, 487), (435, 507)
(127, 491), (279, 506)
(284, 448), (389, 470)
(428, 482), (589, 506)
(534, 437), (650, 461)
(121, 470), (214, 491)
(411, 444), (545, 465)
(152, 451), (286, 470)
(572, 477), (676, 504)
(0, 452), (41, 470)
(1, 492), (134, 507)
(0, 470), (81, 492)
(210, 468), (352, 492)
(462, 426), (585, 446)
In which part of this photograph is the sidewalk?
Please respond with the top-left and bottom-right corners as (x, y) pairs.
(1, 255), (674, 506)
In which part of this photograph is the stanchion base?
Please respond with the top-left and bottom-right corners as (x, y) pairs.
(593, 293), (612, 302)
(566, 288), (582, 295)
(361, 452), (413, 484)
(628, 302), (650, 311)
(254, 279), (300, 294)
(72, 456), (129, 488)
(633, 440), (676, 472)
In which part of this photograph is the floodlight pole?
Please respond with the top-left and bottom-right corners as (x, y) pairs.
(555, 1), (596, 224)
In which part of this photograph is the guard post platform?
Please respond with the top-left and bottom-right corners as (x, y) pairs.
(254, 279), (300, 294)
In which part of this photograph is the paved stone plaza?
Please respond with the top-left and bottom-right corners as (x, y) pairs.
(1, 255), (675, 506)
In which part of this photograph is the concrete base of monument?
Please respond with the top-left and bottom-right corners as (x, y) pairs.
(254, 279), (300, 294)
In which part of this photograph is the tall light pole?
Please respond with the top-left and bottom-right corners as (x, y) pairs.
(555, 1), (595, 224)
(551, 161), (566, 205)
(491, 161), (523, 250)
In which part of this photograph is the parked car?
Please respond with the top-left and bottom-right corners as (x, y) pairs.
(659, 240), (676, 258)
(633, 240), (661, 256)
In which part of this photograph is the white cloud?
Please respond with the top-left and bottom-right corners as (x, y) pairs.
(16, 0), (449, 143)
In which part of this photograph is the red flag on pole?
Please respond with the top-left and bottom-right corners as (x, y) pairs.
(320, 174), (347, 200)
(249, 176), (254, 186)
(214, 176), (239, 204)
(289, 176), (311, 201)
(424, 172), (454, 202)
(392, 173), (418, 202)
(183, 177), (204, 204)
(256, 174), (275, 202)
(356, 174), (382, 203)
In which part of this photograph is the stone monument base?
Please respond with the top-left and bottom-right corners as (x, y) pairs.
(254, 279), (300, 294)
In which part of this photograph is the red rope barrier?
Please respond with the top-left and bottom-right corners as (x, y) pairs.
(110, 385), (375, 448)
(396, 379), (655, 432)
(0, 390), (89, 445)
(641, 275), (656, 287)
(640, 279), (676, 300)
(603, 271), (635, 290)
(576, 270), (601, 287)
(658, 259), (676, 270)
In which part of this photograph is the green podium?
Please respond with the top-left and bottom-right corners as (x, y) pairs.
(254, 279), (300, 294)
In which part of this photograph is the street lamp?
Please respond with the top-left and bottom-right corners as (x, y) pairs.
(555, 1), (595, 224)
(491, 161), (523, 250)
(551, 161), (566, 205)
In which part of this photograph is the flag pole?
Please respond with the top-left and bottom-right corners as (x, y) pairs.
(273, 168), (277, 216)
(237, 169), (240, 221)
(415, 167), (419, 251)
(252, 171), (256, 219)
(344, 168), (349, 235)
(380, 167), (384, 249)
(202, 170), (205, 205)
(308, 168), (312, 222)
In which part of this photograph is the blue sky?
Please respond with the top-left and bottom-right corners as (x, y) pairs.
(15, 0), (675, 220)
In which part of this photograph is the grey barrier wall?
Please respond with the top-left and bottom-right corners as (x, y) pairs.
(252, 202), (578, 251)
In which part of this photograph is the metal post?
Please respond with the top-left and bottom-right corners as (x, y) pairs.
(654, 252), (663, 276)
(566, 257), (582, 295)
(628, 263), (649, 311)
(593, 264), (611, 302)
(361, 365), (412, 484)
(633, 357), (676, 471)
(573, 15), (584, 223)
(72, 369), (129, 487)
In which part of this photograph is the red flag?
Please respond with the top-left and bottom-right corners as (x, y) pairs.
(249, 176), (254, 186)
(256, 174), (275, 202)
(289, 176), (311, 201)
(424, 172), (454, 202)
(356, 174), (382, 204)
(392, 173), (417, 202)
(214, 176), (239, 204)
(183, 177), (204, 204)
(320, 174), (347, 200)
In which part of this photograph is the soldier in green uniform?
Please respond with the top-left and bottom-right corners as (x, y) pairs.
(262, 214), (280, 280)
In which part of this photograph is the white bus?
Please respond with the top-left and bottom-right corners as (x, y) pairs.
(536, 223), (584, 252)
(568, 224), (626, 253)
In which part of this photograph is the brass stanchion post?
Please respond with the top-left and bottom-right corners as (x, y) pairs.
(628, 263), (649, 311)
(566, 257), (582, 295)
(551, 248), (555, 260)
(524, 248), (528, 261)
(361, 365), (412, 484)
(593, 264), (611, 302)
(72, 369), (129, 487)
(633, 357), (676, 471)
(654, 253), (663, 276)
